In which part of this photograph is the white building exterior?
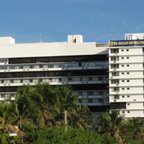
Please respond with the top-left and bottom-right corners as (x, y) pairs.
(0, 35), (108, 113)
(109, 34), (144, 118)
(2, 33), (144, 118)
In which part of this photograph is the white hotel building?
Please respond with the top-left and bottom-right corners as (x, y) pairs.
(0, 35), (109, 113)
(109, 33), (144, 118)
(1, 33), (144, 118)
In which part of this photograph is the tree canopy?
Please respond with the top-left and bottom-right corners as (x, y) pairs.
(0, 82), (143, 144)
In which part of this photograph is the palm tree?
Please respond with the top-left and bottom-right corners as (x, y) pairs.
(9, 85), (35, 129)
(98, 110), (124, 144)
(121, 117), (144, 143)
(0, 102), (12, 130)
(15, 83), (55, 127)
(14, 82), (91, 130)
(50, 86), (91, 129)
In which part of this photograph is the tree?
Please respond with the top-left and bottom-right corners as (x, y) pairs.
(14, 82), (90, 130)
(24, 126), (117, 144)
(121, 117), (144, 143)
(50, 86), (91, 129)
(0, 102), (11, 130)
(9, 85), (35, 129)
(98, 110), (124, 144)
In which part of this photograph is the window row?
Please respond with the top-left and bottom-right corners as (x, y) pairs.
(111, 72), (130, 76)
(111, 64), (130, 69)
(110, 48), (129, 53)
(79, 98), (104, 103)
(110, 56), (129, 61)
(77, 90), (107, 96)
(121, 111), (130, 114)
(0, 76), (107, 84)
(111, 79), (130, 84)
(112, 87), (130, 92)
(113, 95), (130, 99)
(0, 61), (108, 70)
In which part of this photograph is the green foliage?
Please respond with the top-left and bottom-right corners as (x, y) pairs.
(14, 83), (91, 129)
(98, 110), (124, 144)
(0, 130), (19, 144)
(121, 118), (144, 144)
(0, 83), (143, 143)
(23, 126), (116, 144)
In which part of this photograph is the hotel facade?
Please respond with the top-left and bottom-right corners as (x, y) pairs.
(109, 33), (144, 118)
(0, 35), (108, 113)
(1, 33), (144, 118)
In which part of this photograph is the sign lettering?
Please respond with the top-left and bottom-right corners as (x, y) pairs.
(109, 40), (144, 47)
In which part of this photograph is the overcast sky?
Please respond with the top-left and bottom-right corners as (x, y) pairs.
(0, 0), (143, 43)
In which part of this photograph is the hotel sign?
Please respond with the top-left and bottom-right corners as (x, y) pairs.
(109, 40), (144, 47)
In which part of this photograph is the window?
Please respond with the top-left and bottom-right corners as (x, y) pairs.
(1, 94), (5, 98)
(99, 91), (104, 95)
(0, 59), (7, 64)
(78, 63), (82, 67)
(127, 95), (130, 98)
(122, 95), (125, 98)
(20, 79), (23, 83)
(127, 72), (129, 74)
(29, 79), (33, 83)
(39, 65), (43, 68)
(88, 77), (93, 81)
(126, 49), (129, 51)
(68, 77), (72, 81)
(30, 65), (34, 69)
(87, 91), (94, 96)
(127, 103), (130, 105)
(79, 77), (83, 81)
(122, 72), (124, 75)
(10, 66), (15, 69)
(113, 87), (119, 92)
(112, 72), (119, 76)
(83, 99), (87, 103)
(88, 99), (93, 103)
(98, 76), (103, 81)
(49, 78), (52, 82)
(114, 95), (119, 99)
(127, 65), (129, 67)
(142, 47), (144, 53)
(121, 57), (124, 59)
(19, 66), (23, 69)
(127, 80), (130, 82)
(127, 88), (130, 90)
(127, 111), (130, 113)
(127, 57), (129, 59)
(122, 80), (124, 82)
(59, 78), (62, 82)
(111, 56), (119, 61)
(111, 64), (119, 69)
(121, 49), (124, 52)
(10, 80), (14, 83)
(122, 65), (124, 67)
(122, 88), (124, 90)
(98, 98), (104, 103)
(111, 79), (119, 84)
(1, 80), (4, 83)
(111, 49), (119, 53)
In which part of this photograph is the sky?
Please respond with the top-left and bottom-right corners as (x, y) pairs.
(0, 0), (144, 43)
